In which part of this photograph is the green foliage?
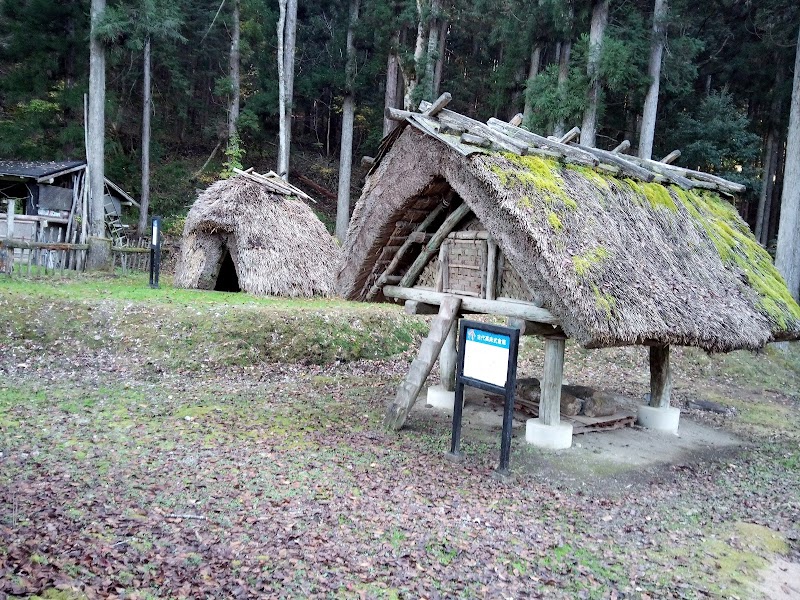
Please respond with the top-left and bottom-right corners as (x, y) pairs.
(665, 92), (761, 188)
(221, 133), (245, 179)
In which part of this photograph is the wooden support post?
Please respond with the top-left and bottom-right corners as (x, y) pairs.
(540, 337), (566, 426)
(385, 296), (462, 430)
(649, 345), (671, 408)
(486, 238), (498, 300)
(435, 241), (449, 292)
(6, 199), (15, 239)
(440, 319), (458, 392)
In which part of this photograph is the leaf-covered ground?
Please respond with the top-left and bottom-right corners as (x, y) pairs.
(1, 275), (799, 599)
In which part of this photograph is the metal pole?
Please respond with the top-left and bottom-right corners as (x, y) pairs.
(149, 215), (161, 288)
(448, 380), (465, 459)
(496, 327), (520, 476)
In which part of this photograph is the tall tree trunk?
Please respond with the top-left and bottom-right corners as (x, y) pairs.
(277, 0), (297, 180)
(768, 135), (786, 243)
(522, 45), (541, 124)
(433, 19), (448, 98)
(756, 61), (787, 245)
(383, 31), (401, 137)
(424, 0), (441, 102)
(553, 40), (571, 137)
(638, 0), (668, 160)
(138, 36), (152, 235)
(580, 0), (609, 147)
(228, 0), (240, 141)
(775, 26), (800, 301)
(336, 0), (360, 242)
(403, 0), (428, 110)
(88, 0), (106, 240)
(756, 129), (778, 245)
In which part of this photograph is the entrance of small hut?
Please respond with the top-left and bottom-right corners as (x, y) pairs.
(214, 247), (241, 292)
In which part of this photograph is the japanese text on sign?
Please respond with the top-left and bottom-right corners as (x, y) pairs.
(462, 327), (511, 387)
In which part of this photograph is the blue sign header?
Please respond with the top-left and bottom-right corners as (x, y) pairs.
(466, 327), (510, 349)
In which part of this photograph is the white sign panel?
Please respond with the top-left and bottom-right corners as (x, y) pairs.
(462, 327), (511, 387)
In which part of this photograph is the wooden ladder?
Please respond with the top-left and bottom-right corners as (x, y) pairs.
(104, 199), (128, 247)
(384, 295), (462, 430)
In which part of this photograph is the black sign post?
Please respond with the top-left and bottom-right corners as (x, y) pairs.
(149, 215), (162, 289)
(447, 320), (520, 476)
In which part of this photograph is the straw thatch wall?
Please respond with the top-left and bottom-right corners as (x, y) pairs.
(337, 127), (800, 351)
(175, 176), (339, 297)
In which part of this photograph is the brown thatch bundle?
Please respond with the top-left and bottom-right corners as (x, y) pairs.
(338, 126), (800, 352)
(175, 175), (339, 297)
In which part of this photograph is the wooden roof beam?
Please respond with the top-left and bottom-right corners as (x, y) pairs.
(423, 92), (452, 117)
(485, 118), (599, 166)
(383, 285), (560, 326)
(612, 140), (631, 154)
(569, 143), (678, 186)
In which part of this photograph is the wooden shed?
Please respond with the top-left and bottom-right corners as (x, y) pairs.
(336, 95), (800, 443)
(0, 159), (138, 247)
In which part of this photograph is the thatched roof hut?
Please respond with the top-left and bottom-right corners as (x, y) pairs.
(338, 102), (800, 353)
(175, 172), (338, 297)
(337, 96), (800, 434)
(337, 94), (800, 436)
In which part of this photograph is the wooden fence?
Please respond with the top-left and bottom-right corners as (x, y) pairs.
(1, 229), (88, 276)
(112, 237), (151, 274)
(1, 235), (152, 277)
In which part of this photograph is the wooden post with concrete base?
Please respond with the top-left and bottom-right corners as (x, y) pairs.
(525, 336), (573, 449)
(385, 296), (462, 430)
(427, 319), (458, 409)
(637, 344), (681, 433)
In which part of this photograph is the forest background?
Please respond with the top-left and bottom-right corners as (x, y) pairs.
(0, 0), (798, 254)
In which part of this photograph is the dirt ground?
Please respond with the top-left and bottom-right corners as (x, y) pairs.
(1, 278), (799, 599)
(416, 385), (743, 479)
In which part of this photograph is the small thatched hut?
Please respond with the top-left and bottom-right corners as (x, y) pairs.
(175, 171), (339, 296)
(337, 94), (800, 442)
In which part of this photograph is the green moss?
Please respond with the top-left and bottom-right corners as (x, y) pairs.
(624, 179), (677, 212)
(699, 522), (789, 597)
(565, 164), (611, 191)
(573, 246), (610, 278)
(547, 212), (563, 231)
(592, 285), (616, 320)
(489, 153), (574, 208)
(673, 189), (800, 329)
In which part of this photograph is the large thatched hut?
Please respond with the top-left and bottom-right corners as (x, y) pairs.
(175, 171), (339, 297)
(336, 94), (800, 445)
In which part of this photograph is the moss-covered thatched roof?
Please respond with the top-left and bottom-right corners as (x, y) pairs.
(175, 175), (339, 297)
(337, 124), (800, 352)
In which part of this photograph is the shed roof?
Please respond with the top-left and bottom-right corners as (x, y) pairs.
(0, 160), (85, 180)
(337, 103), (800, 352)
(0, 159), (139, 207)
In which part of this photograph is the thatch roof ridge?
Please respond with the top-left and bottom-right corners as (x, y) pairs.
(176, 175), (339, 297)
(382, 96), (746, 196)
(337, 126), (800, 351)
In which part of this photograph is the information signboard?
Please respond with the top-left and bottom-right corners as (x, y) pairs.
(448, 320), (520, 476)
(463, 327), (512, 387)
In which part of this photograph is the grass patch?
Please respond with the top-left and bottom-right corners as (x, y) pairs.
(0, 273), (428, 368)
(699, 522), (789, 598)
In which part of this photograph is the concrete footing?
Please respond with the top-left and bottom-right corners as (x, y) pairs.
(525, 418), (573, 449)
(637, 405), (681, 434)
(426, 385), (455, 410)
